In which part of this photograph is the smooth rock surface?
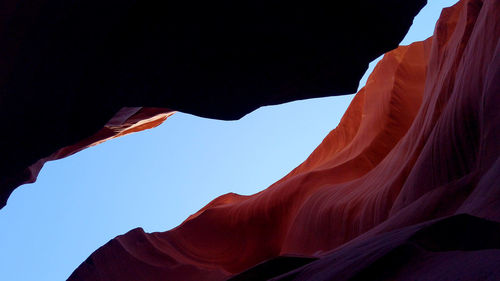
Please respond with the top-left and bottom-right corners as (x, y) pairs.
(69, 0), (500, 279)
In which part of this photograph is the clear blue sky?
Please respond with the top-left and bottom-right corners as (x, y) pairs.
(0, 1), (458, 280)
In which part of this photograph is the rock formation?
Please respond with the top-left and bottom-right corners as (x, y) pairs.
(8, 107), (174, 198)
(68, 0), (500, 280)
(0, 0), (426, 208)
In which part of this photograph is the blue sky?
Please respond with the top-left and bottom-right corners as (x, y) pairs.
(0, 1), (458, 280)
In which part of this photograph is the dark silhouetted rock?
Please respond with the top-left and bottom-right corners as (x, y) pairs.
(0, 0), (427, 207)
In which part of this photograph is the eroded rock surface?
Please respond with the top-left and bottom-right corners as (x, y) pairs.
(0, 0), (426, 207)
(69, 0), (500, 280)
(20, 107), (174, 193)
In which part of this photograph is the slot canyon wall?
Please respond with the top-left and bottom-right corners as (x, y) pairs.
(68, 0), (500, 280)
(8, 107), (175, 198)
(0, 0), (498, 280)
(0, 0), (426, 208)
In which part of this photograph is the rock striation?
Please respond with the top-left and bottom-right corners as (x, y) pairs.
(18, 107), (174, 194)
(0, 0), (426, 208)
(69, 0), (500, 280)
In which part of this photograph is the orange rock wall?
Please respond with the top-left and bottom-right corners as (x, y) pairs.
(70, 0), (500, 280)
(24, 108), (174, 188)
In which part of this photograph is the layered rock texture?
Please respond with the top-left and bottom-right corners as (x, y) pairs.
(0, 0), (426, 208)
(69, 0), (500, 280)
(6, 107), (174, 198)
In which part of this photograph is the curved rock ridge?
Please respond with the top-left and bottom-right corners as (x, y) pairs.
(69, 0), (500, 279)
(1, 107), (174, 205)
(0, 0), (427, 208)
(68, 39), (430, 280)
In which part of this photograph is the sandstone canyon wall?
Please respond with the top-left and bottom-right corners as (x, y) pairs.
(7, 107), (174, 200)
(69, 0), (500, 280)
(0, 0), (426, 208)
